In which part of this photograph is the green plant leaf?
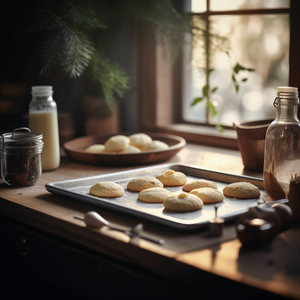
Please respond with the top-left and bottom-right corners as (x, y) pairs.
(241, 78), (248, 82)
(191, 97), (204, 106)
(234, 63), (255, 74)
(235, 84), (239, 93)
(208, 68), (214, 75)
(207, 101), (217, 117)
(234, 63), (242, 74)
(211, 87), (218, 93)
(232, 73), (236, 82)
(202, 84), (209, 97)
(215, 124), (224, 132)
(234, 63), (246, 74)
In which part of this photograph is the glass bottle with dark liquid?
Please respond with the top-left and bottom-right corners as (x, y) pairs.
(263, 86), (300, 200)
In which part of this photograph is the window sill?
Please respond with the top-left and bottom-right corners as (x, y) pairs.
(142, 123), (238, 150)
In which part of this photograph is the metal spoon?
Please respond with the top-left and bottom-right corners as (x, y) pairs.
(74, 211), (164, 245)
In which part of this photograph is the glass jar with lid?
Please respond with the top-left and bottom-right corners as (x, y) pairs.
(263, 86), (300, 200)
(1, 127), (44, 186)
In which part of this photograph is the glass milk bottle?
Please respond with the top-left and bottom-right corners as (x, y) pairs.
(29, 86), (60, 171)
(263, 86), (300, 200)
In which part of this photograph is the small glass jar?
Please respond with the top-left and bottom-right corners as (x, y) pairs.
(1, 127), (44, 186)
(263, 86), (300, 200)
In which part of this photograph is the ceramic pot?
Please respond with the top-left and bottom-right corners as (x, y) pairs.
(234, 119), (273, 171)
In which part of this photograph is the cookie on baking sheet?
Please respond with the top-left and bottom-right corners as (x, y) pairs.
(182, 179), (217, 192)
(104, 135), (130, 152)
(120, 145), (141, 154)
(90, 181), (124, 197)
(223, 182), (260, 199)
(129, 133), (152, 149)
(85, 144), (105, 153)
(142, 140), (169, 152)
(127, 177), (164, 192)
(190, 187), (224, 204)
(138, 187), (172, 203)
(156, 170), (187, 187)
(164, 192), (203, 212)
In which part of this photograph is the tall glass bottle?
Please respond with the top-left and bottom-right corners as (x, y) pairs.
(29, 86), (60, 171)
(263, 86), (300, 200)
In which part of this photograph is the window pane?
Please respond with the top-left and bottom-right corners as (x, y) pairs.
(210, 0), (290, 11)
(191, 0), (206, 13)
(182, 31), (207, 123)
(182, 13), (290, 126)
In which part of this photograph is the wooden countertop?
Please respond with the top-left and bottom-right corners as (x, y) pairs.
(1, 143), (299, 299)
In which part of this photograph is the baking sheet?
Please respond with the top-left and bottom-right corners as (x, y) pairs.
(46, 163), (271, 230)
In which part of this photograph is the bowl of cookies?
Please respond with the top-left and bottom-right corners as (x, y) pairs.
(63, 132), (186, 166)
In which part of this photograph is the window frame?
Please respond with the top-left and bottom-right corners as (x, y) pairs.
(138, 0), (299, 150)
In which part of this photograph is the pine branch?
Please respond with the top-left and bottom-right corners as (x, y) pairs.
(31, 0), (102, 78)
(130, 0), (192, 60)
(88, 51), (130, 109)
(39, 31), (66, 77)
(55, 17), (94, 77)
(25, 0), (194, 108)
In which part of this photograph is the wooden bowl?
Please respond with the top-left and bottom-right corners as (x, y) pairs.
(63, 132), (186, 166)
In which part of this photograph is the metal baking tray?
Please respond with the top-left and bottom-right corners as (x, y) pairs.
(46, 163), (273, 230)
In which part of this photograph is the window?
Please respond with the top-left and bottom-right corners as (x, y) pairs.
(139, 0), (299, 149)
(183, 0), (291, 127)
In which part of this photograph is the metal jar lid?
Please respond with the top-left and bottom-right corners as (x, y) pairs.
(274, 86), (299, 107)
(1, 127), (44, 154)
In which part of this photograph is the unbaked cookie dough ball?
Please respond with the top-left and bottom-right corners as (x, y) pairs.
(90, 181), (124, 197)
(156, 170), (187, 186)
(127, 176), (164, 192)
(138, 187), (172, 203)
(164, 192), (203, 212)
(182, 179), (217, 192)
(223, 182), (260, 199)
(190, 187), (224, 204)
(129, 133), (152, 149)
(104, 135), (130, 152)
(142, 140), (169, 152)
(85, 144), (105, 153)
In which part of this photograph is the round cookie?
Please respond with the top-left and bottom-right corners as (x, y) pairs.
(190, 187), (224, 204)
(138, 187), (172, 203)
(223, 182), (260, 199)
(142, 140), (169, 152)
(129, 133), (152, 149)
(127, 177), (164, 192)
(104, 135), (130, 152)
(164, 192), (203, 212)
(121, 145), (141, 153)
(85, 144), (105, 153)
(90, 181), (124, 197)
(156, 170), (187, 186)
(182, 179), (217, 192)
